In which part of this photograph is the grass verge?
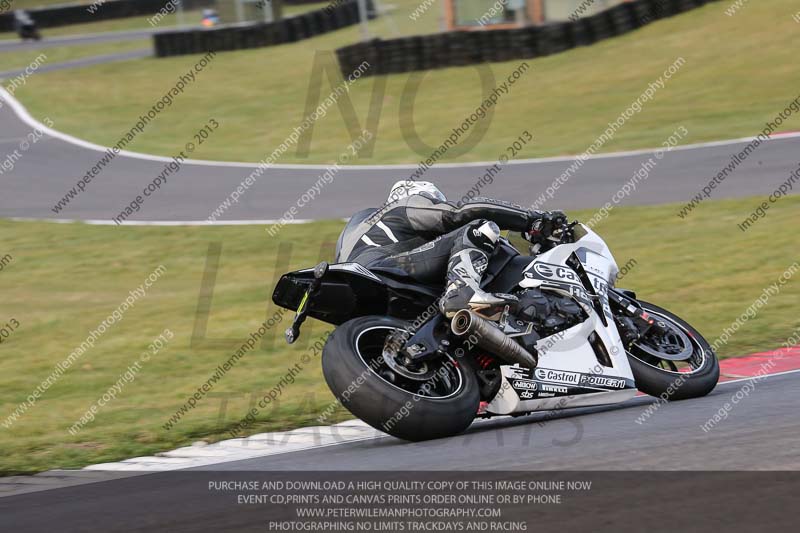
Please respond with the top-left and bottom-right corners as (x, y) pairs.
(0, 39), (149, 73)
(1, 195), (798, 474)
(8, 0), (800, 164)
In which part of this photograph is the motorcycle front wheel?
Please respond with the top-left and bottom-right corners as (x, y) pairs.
(322, 315), (479, 441)
(627, 301), (719, 400)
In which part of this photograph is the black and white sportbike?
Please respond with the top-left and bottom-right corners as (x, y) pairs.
(273, 220), (719, 441)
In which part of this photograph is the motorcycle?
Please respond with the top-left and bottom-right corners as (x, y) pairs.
(272, 220), (719, 441)
(14, 11), (41, 41)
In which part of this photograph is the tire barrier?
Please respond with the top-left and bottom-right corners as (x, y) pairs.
(336, 0), (717, 79)
(153, 0), (374, 57)
(0, 0), (214, 32)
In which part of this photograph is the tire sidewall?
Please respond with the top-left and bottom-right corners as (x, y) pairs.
(322, 315), (479, 441)
(627, 300), (720, 401)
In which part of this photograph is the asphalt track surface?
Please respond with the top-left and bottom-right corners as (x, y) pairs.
(0, 89), (799, 222)
(0, 28), (157, 52)
(1, 372), (799, 532)
(198, 371), (800, 472)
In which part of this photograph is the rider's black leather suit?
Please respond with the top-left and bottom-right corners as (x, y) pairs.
(335, 193), (534, 286)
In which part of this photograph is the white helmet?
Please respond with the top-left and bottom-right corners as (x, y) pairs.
(387, 180), (446, 204)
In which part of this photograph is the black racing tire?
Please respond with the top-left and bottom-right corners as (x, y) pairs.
(322, 315), (479, 442)
(627, 300), (719, 401)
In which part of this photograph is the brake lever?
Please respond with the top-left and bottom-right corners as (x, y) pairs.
(559, 221), (579, 244)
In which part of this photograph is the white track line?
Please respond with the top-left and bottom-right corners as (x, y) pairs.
(0, 28), (156, 48)
(2, 87), (799, 171)
(715, 367), (800, 385)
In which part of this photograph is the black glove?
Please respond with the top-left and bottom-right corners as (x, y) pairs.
(527, 210), (567, 241)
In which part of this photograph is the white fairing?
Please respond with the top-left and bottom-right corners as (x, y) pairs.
(485, 224), (638, 415)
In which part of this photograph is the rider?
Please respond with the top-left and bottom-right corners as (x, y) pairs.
(336, 181), (566, 319)
(13, 10), (37, 40)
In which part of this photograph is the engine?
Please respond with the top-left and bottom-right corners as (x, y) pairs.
(510, 288), (586, 354)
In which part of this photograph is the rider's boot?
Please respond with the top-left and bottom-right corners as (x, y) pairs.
(439, 221), (518, 320)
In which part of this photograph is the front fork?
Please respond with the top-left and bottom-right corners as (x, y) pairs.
(608, 288), (669, 347)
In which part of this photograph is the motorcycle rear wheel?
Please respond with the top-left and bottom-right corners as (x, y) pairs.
(627, 301), (719, 400)
(322, 315), (479, 441)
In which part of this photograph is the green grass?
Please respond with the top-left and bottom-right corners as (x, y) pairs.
(0, 39), (149, 73)
(1, 195), (799, 474)
(284, 2), (329, 17)
(8, 0), (800, 164)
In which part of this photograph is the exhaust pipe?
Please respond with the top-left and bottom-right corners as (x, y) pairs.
(450, 310), (538, 369)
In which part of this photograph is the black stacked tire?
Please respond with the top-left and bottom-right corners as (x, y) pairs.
(322, 316), (479, 441)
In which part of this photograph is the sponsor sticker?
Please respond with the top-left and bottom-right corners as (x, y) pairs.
(534, 368), (582, 385)
(507, 367), (630, 395)
(510, 379), (538, 391)
(531, 263), (581, 284)
(539, 383), (568, 394)
(580, 375), (626, 389)
(506, 366), (534, 380)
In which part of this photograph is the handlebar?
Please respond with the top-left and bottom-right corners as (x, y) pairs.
(554, 220), (580, 244)
(522, 219), (579, 254)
